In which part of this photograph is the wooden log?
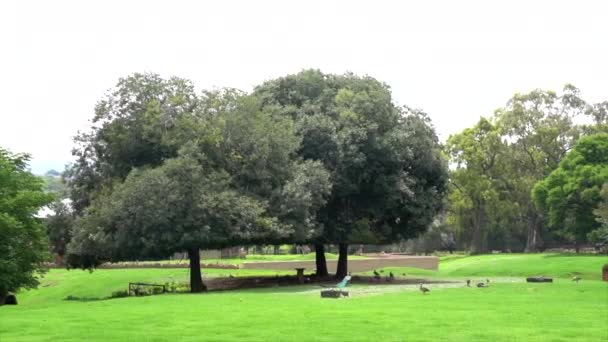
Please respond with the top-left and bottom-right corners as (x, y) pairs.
(320, 290), (348, 298)
(526, 276), (553, 283)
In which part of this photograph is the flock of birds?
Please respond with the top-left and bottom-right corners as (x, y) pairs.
(419, 278), (490, 294)
(415, 275), (583, 295)
(372, 269), (396, 282)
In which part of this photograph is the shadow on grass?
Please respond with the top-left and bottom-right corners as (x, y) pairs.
(542, 253), (606, 258)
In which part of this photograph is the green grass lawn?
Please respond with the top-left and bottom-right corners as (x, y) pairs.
(1, 254), (606, 341)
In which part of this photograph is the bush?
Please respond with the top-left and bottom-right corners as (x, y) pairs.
(64, 295), (102, 302)
(588, 226), (608, 254)
(110, 290), (129, 298)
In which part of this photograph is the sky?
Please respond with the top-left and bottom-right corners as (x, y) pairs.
(1, 0), (606, 174)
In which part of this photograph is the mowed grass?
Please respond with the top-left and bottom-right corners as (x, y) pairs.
(1, 254), (606, 342)
(370, 253), (608, 280)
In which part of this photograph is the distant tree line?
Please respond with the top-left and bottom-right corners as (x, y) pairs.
(444, 85), (607, 253)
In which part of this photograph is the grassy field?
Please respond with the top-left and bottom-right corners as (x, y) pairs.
(1, 254), (606, 341)
(367, 253), (607, 280)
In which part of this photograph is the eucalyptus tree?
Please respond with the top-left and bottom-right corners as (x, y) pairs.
(446, 118), (507, 254)
(65, 73), (198, 213)
(447, 85), (604, 252)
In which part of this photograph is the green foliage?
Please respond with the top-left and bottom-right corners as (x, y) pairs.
(65, 73), (197, 213)
(446, 118), (507, 253)
(532, 133), (608, 246)
(593, 183), (608, 226)
(66, 76), (332, 274)
(109, 290), (129, 298)
(447, 85), (606, 253)
(255, 70), (448, 245)
(44, 200), (74, 257)
(41, 171), (67, 196)
(0, 147), (54, 297)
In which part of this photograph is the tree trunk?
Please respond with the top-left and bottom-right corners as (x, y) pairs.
(315, 243), (329, 277)
(524, 211), (543, 253)
(574, 240), (580, 254)
(188, 248), (206, 293)
(336, 243), (348, 279)
(471, 206), (487, 255)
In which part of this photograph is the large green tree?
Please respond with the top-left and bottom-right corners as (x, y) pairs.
(447, 85), (605, 253)
(0, 148), (53, 303)
(255, 70), (448, 277)
(67, 82), (331, 291)
(65, 73), (197, 213)
(446, 118), (509, 254)
(588, 184), (608, 252)
(532, 133), (608, 252)
(495, 85), (584, 251)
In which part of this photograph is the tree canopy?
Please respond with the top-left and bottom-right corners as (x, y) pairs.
(255, 70), (448, 276)
(532, 133), (608, 251)
(66, 75), (331, 291)
(0, 148), (53, 302)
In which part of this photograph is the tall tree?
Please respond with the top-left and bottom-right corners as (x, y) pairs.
(532, 133), (608, 252)
(495, 85), (583, 251)
(447, 85), (605, 253)
(589, 184), (608, 252)
(255, 70), (448, 277)
(0, 148), (54, 304)
(44, 200), (74, 262)
(67, 86), (331, 291)
(446, 118), (506, 254)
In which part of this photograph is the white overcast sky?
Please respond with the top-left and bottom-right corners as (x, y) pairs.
(1, 0), (606, 174)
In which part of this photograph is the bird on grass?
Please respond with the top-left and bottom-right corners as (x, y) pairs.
(466, 279), (471, 287)
(419, 284), (430, 294)
(477, 279), (489, 288)
(572, 276), (581, 284)
(373, 269), (381, 281)
(389, 272), (395, 279)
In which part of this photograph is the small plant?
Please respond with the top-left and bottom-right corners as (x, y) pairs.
(109, 290), (129, 298)
(64, 295), (103, 302)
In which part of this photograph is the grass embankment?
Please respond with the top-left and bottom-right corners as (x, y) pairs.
(369, 253), (607, 280)
(0, 253), (606, 341)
